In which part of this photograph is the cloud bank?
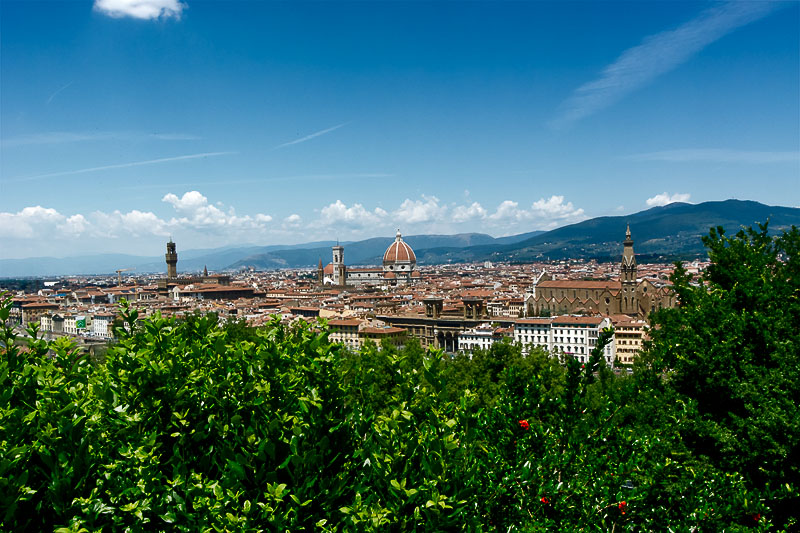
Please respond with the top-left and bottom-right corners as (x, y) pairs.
(1, 192), (588, 257)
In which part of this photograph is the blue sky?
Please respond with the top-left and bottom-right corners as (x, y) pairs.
(1, 0), (798, 259)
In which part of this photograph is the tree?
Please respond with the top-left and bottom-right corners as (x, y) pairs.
(644, 223), (800, 526)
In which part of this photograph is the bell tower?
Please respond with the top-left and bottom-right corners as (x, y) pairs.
(621, 224), (637, 313)
(332, 244), (345, 286)
(166, 238), (178, 279)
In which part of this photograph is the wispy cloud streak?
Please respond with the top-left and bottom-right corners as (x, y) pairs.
(625, 148), (800, 163)
(2, 131), (201, 147)
(121, 172), (393, 190)
(274, 122), (349, 149)
(2, 131), (117, 147)
(46, 82), (73, 105)
(6, 152), (236, 183)
(551, 1), (783, 129)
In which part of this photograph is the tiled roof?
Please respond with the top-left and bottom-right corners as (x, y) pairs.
(537, 280), (622, 290)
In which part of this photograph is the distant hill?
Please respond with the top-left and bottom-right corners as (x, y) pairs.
(0, 233), (513, 277)
(413, 200), (800, 263)
(228, 233), (500, 270)
(0, 242), (340, 278)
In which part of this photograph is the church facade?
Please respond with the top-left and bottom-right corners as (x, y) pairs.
(318, 230), (421, 287)
(525, 225), (675, 318)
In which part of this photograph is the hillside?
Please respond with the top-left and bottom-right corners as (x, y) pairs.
(414, 200), (800, 263)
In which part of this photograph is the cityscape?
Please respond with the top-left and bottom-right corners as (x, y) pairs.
(1, 0), (798, 530)
(4, 224), (687, 364)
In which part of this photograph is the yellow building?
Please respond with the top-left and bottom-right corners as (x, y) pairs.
(612, 317), (648, 365)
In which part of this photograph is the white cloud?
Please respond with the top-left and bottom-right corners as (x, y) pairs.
(2, 193), (590, 258)
(61, 214), (89, 236)
(162, 190), (273, 231)
(530, 195), (585, 221)
(93, 0), (186, 19)
(0, 206), (64, 239)
(646, 192), (692, 207)
(488, 200), (527, 222)
(319, 200), (388, 228)
(551, 1), (782, 128)
(283, 214), (303, 229)
(88, 209), (170, 238)
(483, 196), (585, 228)
(452, 202), (487, 223)
(0, 191), (274, 253)
(394, 196), (448, 224)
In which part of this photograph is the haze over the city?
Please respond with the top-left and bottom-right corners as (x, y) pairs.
(1, 0), (798, 259)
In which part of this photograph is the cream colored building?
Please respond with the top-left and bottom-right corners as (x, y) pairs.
(612, 318), (648, 366)
(328, 319), (361, 351)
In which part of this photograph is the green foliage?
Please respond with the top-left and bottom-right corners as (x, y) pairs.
(442, 339), (564, 411)
(0, 223), (795, 531)
(644, 223), (800, 527)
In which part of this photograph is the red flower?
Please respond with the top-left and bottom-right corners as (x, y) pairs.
(752, 513), (761, 522)
(541, 496), (550, 504)
(618, 501), (627, 515)
(518, 419), (530, 431)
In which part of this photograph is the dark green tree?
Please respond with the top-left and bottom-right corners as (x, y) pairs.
(644, 223), (800, 527)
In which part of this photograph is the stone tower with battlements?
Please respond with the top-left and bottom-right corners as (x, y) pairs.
(166, 239), (178, 279)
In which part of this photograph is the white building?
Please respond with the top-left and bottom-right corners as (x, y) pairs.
(92, 314), (114, 339)
(513, 315), (616, 366)
(458, 323), (501, 352)
(39, 314), (53, 332)
(551, 315), (614, 365)
(513, 317), (553, 354)
(62, 314), (88, 336)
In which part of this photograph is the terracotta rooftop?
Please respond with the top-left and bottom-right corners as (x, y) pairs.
(537, 280), (622, 289)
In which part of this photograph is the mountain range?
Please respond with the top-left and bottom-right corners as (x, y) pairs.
(414, 199), (800, 264)
(1, 200), (797, 277)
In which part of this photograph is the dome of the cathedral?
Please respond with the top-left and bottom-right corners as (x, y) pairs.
(383, 230), (416, 269)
